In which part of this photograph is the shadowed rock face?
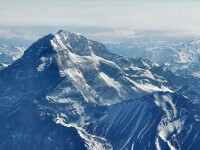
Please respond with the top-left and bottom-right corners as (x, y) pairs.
(0, 34), (63, 117)
(0, 30), (200, 150)
(0, 103), (87, 150)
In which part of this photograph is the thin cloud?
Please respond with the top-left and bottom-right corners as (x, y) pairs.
(1, 1), (200, 37)
(0, 29), (40, 40)
(0, 29), (16, 39)
(90, 30), (142, 38)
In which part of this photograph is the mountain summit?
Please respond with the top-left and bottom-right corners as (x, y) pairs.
(0, 30), (200, 150)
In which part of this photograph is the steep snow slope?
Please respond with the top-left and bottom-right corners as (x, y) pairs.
(130, 58), (200, 101)
(88, 92), (200, 150)
(0, 30), (199, 150)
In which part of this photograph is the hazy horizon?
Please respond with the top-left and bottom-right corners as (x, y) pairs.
(1, 0), (200, 46)
(1, 0), (200, 32)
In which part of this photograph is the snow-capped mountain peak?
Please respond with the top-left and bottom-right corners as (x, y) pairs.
(0, 30), (199, 150)
(49, 31), (174, 104)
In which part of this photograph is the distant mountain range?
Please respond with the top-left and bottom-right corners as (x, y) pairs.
(0, 44), (25, 70)
(0, 30), (200, 150)
(107, 40), (200, 78)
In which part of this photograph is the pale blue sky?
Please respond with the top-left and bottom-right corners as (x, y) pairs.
(1, 0), (200, 33)
(0, 0), (200, 44)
